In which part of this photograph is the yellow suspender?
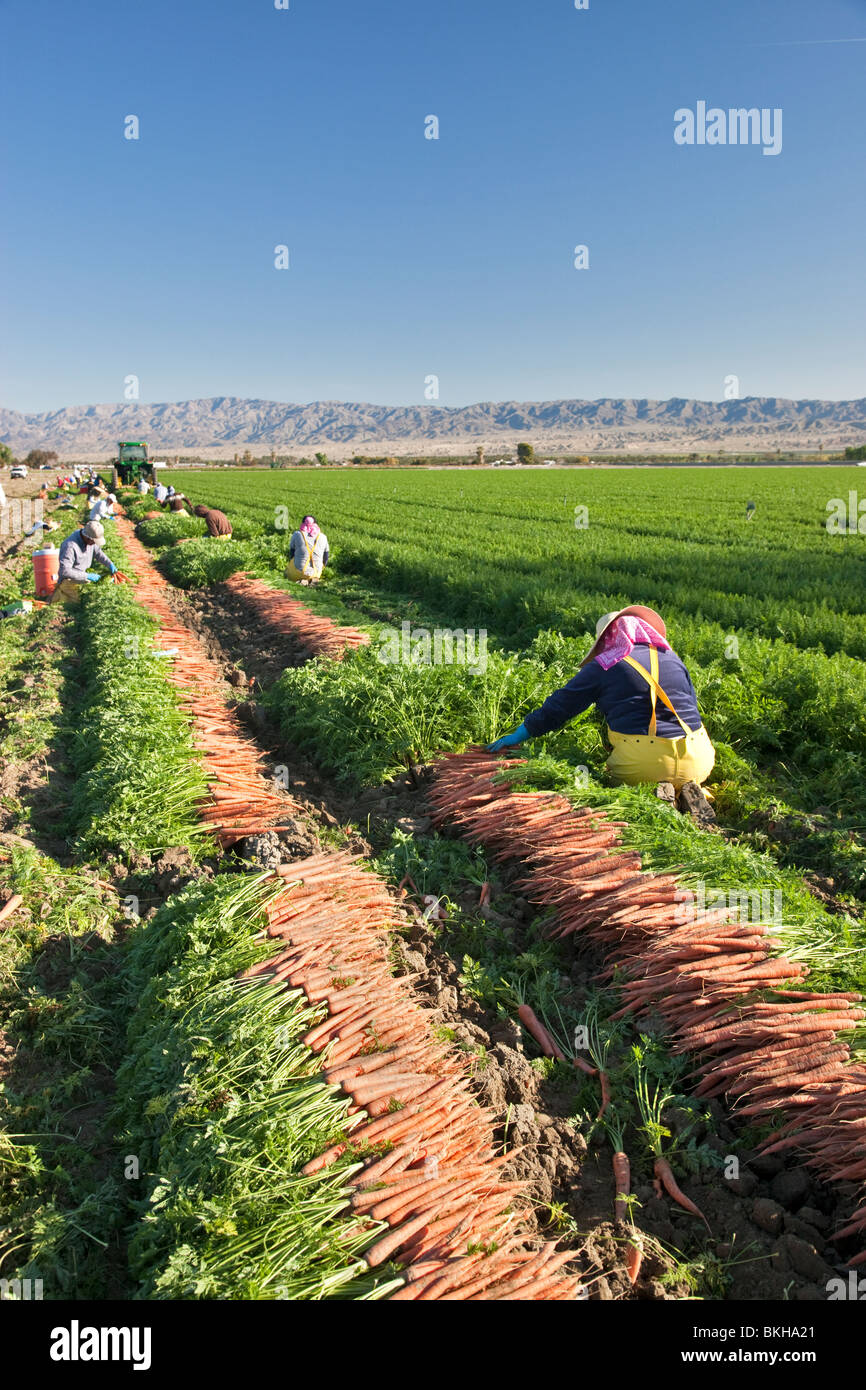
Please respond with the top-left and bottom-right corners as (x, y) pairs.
(302, 533), (316, 573)
(622, 649), (693, 738)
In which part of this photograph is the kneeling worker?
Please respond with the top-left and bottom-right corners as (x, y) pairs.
(89, 492), (117, 523)
(193, 504), (232, 538)
(287, 515), (329, 584)
(50, 521), (117, 604)
(488, 605), (715, 790)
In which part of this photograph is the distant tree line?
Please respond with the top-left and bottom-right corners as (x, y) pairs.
(0, 444), (60, 469)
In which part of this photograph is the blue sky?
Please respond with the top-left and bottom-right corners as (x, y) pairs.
(1, 0), (864, 412)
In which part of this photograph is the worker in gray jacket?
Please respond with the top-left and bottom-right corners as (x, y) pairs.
(50, 520), (117, 604)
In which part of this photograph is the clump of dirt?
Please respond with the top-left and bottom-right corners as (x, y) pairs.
(237, 829), (323, 872)
(149, 846), (203, 895)
(165, 585), (305, 688)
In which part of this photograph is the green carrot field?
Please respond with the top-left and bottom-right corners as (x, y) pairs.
(4, 468), (865, 1307)
(158, 466), (866, 908)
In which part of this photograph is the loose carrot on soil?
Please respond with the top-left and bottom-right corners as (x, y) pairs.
(625, 1235), (643, 1285)
(654, 1158), (711, 1231)
(0, 893), (23, 926)
(613, 1151), (631, 1224)
(517, 1004), (565, 1061)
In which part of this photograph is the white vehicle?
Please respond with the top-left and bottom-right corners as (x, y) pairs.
(10, 465), (27, 479)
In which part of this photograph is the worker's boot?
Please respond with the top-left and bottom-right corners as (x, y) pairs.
(655, 781), (676, 805)
(677, 781), (717, 826)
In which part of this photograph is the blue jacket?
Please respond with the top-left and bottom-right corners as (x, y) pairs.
(523, 643), (703, 739)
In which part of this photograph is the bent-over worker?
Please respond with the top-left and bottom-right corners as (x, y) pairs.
(89, 492), (117, 523)
(193, 504), (232, 538)
(287, 515), (329, 584)
(488, 605), (715, 789)
(50, 521), (117, 605)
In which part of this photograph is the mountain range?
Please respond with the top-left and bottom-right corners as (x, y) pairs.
(1, 396), (864, 460)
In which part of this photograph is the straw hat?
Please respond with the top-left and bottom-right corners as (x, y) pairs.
(580, 605), (667, 667)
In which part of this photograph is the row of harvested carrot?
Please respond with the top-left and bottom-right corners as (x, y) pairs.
(114, 528), (582, 1299)
(239, 850), (584, 1299)
(225, 572), (370, 661)
(428, 749), (866, 1267)
(115, 517), (293, 846)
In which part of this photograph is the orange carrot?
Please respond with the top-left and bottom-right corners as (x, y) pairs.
(655, 1158), (711, 1231)
(517, 1004), (565, 1060)
(625, 1235), (643, 1284)
(573, 1055), (598, 1077)
(365, 1209), (436, 1267)
(612, 1150), (630, 1224)
(302, 1141), (348, 1175)
(0, 893), (23, 925)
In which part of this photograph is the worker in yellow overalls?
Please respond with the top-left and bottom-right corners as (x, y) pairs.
(287, 515), (330, 584)
(488, 605), (715, 790)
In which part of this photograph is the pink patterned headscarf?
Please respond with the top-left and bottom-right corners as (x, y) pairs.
(300, 516), (320, 541)
(594, 616), (671, 671)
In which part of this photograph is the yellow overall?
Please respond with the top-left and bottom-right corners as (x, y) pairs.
(287, 531), (320, 582)
(605, 647), (715, 789)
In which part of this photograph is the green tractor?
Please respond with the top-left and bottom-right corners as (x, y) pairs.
(112, 441), (152, 488)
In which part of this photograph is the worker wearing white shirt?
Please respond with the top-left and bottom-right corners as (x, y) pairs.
(89, 493), (117, 523)
(137, 478), (150, 495)
(153, 483), (168, 503)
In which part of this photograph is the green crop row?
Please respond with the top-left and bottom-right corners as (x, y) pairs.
(66, 582), (211, 859)
(115, 874), (399, 1300)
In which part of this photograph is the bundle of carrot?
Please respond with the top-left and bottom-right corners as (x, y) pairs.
(225, 572), (370, 661)
(429, 749), (866, 1268)
(238, 849), (584, 1299)
(114, 518), (295, 845)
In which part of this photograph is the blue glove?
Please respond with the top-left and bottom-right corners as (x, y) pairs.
(487, 721), (530, 752)
(107, 562), (117, 575)
(84, 572), (101, 583)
